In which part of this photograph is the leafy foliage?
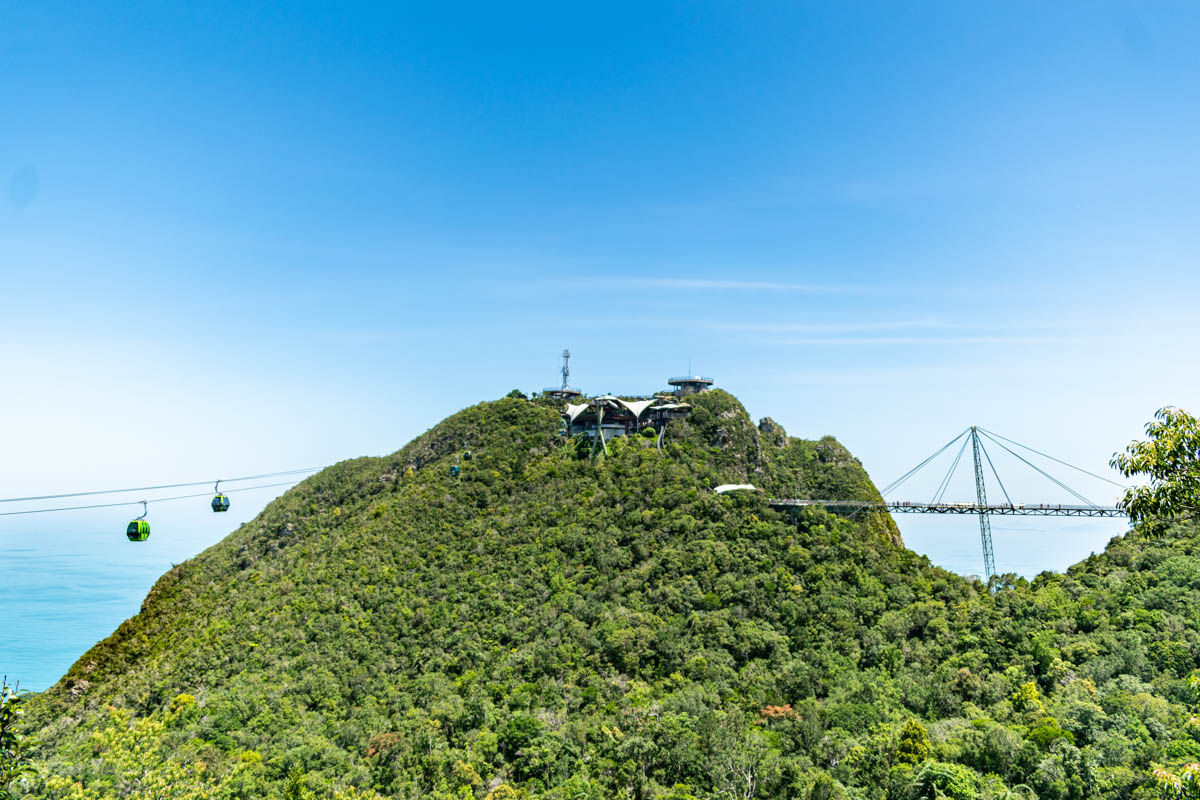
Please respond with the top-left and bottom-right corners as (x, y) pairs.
(1, 680), (35, 800)
(1113, 406), (1200, 523)
(896, 719), (930, 766)
(1153, 762), (1200, 799)
(14, 396), (1200, 799)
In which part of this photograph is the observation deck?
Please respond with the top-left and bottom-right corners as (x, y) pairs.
(543, 386), (583, 399)
(667, 375), (714, 396)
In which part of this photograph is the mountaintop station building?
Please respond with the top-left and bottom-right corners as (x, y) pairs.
(561, 374), (714, 444)
(564, 396), (692, 442)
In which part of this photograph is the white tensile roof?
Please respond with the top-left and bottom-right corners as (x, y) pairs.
(618, 398), (656, 418)
(714, 484), (758, 494)
(564, 397), (692, 422)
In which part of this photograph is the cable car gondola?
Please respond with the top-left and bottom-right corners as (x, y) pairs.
(126, 501), (150, 542)
(211, 480), (230, 512)
(462, 450), (473, 461)
(449, 465), (461, 477)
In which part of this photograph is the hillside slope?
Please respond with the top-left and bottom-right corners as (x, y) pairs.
(19, 392), (1200, 799)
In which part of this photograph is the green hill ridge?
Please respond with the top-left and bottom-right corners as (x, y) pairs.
(17, 391), (1200, 799)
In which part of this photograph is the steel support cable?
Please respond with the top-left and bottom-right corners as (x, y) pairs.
(977, 438), (1014, 507)
(932, 436), (971, 505)
(978, 431), (1098, 508)
(880, 428), (971, 496)
(980, 431), (1097, 508)
(977, 427), (1127, 489)
(881, 427), (970, 495)
(932, 437), (970, 504)
(0, 467), (322, 505)
(0, 480), (302, 517)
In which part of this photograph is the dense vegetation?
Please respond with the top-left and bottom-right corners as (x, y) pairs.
(13, 392), (1200, 798)
(2, 679), (34, 799)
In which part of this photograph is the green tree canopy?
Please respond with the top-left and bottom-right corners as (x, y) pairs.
(1112, 407), (1200, 522)
(896, 718), (931, 765)
(17, 392), (1200, 799)
(0, 679), (34, 800)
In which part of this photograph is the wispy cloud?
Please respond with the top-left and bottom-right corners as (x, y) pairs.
(614, 277), (1043, 301)
(754, 335), (1158, 346)
(709, 319), (955, 334)
(729, 364), (1031, 388)
(541, 316), (956, 334)
(541, 312), (1151, 343)
(625, 278), (865, 293)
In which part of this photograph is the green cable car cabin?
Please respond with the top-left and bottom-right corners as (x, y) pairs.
(212, 493), (230, 512)
(126, 519), (150, 542)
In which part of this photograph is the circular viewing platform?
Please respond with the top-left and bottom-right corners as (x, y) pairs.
(543, 387), (583, 398)
(667, 375), (714, 395)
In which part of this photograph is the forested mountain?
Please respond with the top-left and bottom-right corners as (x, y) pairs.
(16, 391), (1200, 799)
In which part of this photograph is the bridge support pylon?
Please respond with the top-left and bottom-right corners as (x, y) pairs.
(970, 426), (998, 582)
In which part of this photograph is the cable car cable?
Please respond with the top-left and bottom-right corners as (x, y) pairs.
(0, 468), (321, 505)
(0, 480), (301, 517)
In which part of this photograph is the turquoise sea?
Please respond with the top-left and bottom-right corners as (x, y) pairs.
(0, 500), (1131, 692)
(0, 494), (277, 693)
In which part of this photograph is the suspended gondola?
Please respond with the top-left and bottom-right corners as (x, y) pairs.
(211, 480), (230, 512)
(126, 501), (150, 542)
(449, 465), (461, 477)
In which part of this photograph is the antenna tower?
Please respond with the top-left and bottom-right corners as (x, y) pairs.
(543, 349), (581, 398)
(970, 426), (998, 581)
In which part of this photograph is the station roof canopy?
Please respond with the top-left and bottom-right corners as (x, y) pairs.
(564, 397), (692, 423)
(591, 396), (657, 418)
(619, 399), (656, 418)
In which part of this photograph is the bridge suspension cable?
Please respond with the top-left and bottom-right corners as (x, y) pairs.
(931, 435), (970, 505)
(879, 428), (970, 496)
(976, 428), (1127, 489)
(976, 431), (1098, 508)
(775, 425), (1130, 582)
(979, 437), (1013, 508)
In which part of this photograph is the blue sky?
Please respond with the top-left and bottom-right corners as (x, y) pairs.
(2, 1), (1199, 580)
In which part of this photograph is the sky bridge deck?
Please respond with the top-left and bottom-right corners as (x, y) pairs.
(768, 499), (1127, 518)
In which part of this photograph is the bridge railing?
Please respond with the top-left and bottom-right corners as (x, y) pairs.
(767, 499), (1126, 518)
